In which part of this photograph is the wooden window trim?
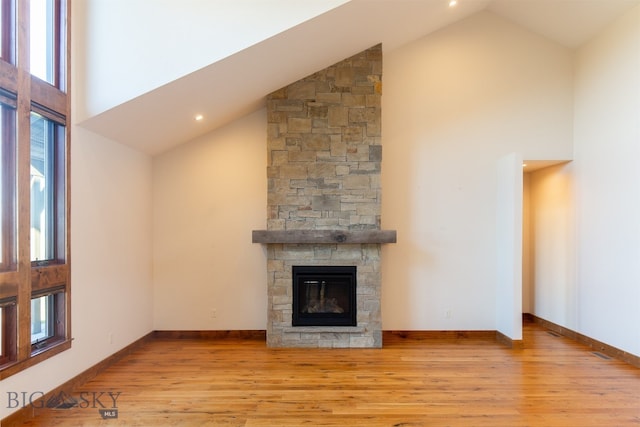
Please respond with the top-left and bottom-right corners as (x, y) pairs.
(0, 0), (16, 63)
(0, 298), (17, 366)
(1, 98), (17, 271)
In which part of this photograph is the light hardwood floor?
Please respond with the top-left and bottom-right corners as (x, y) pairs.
(8, 322), (640, 426)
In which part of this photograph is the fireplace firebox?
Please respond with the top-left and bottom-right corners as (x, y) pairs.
(292, 266), (357, 327)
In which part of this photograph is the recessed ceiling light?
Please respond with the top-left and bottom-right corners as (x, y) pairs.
(194, 114), (204, 122)
(449, 0), (458, 7)
(522, 163), (528, 168)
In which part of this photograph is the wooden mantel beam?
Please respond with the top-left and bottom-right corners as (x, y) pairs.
(252, 230), (397, 244)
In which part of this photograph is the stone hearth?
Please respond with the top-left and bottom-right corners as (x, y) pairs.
(254, 44), (395, 348)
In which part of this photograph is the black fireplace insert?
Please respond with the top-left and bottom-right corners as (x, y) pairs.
(292, 266), (357, 327)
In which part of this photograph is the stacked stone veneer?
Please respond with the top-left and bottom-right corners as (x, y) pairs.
(265, 45), (383, 348)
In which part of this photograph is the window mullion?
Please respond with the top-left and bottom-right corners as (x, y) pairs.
(14, 0), (32, 362)
(53, 0), (62, 90)
(15, 71), (31, 361)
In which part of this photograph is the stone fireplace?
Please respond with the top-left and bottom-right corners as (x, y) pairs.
(252, 44), (396, 348)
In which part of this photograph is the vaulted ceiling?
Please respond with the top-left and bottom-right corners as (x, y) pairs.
(78, 0), (639, 155)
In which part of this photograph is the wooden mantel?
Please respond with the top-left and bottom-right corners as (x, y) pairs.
(252, 230), (397, 244)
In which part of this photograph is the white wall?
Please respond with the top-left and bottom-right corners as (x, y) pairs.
(495, 153), (523, 340)
(522, 173), (532, 313)
(528, 164), (576, 326)
(381, 11), (573, 330)
(0, 127), (154, 419)
(78, 0), (348, 121)
(69, 128), (154, 352)
(572, 5), (640, 355)
(152, 110), (267, 330)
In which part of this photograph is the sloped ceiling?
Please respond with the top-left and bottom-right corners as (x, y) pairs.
(78, 0), (639, 156)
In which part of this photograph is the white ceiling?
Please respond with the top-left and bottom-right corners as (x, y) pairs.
(488, 0), (639, 48)
(522, 160), (571, 172)
(78, 0), (639, 156)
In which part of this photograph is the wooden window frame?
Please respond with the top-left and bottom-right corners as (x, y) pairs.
(29, 109), (66, 266)
(0, 0), (16, 63)
(30, 286), (65, 355)
(0, 0), (70, 380)
(0, 96), (17, 272)
(0, 297), (17, 366)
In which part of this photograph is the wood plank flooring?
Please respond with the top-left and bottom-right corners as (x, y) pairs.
(10, 323), (640, 426)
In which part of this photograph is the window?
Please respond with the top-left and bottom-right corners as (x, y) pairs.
(30, 0), (65, 88)
(0, 99), (16, 271)
(0, 0), (69, 379)
(30, 112), (65, 263)
(31, 294), (53, 343)
(30, 288), (65, 353)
